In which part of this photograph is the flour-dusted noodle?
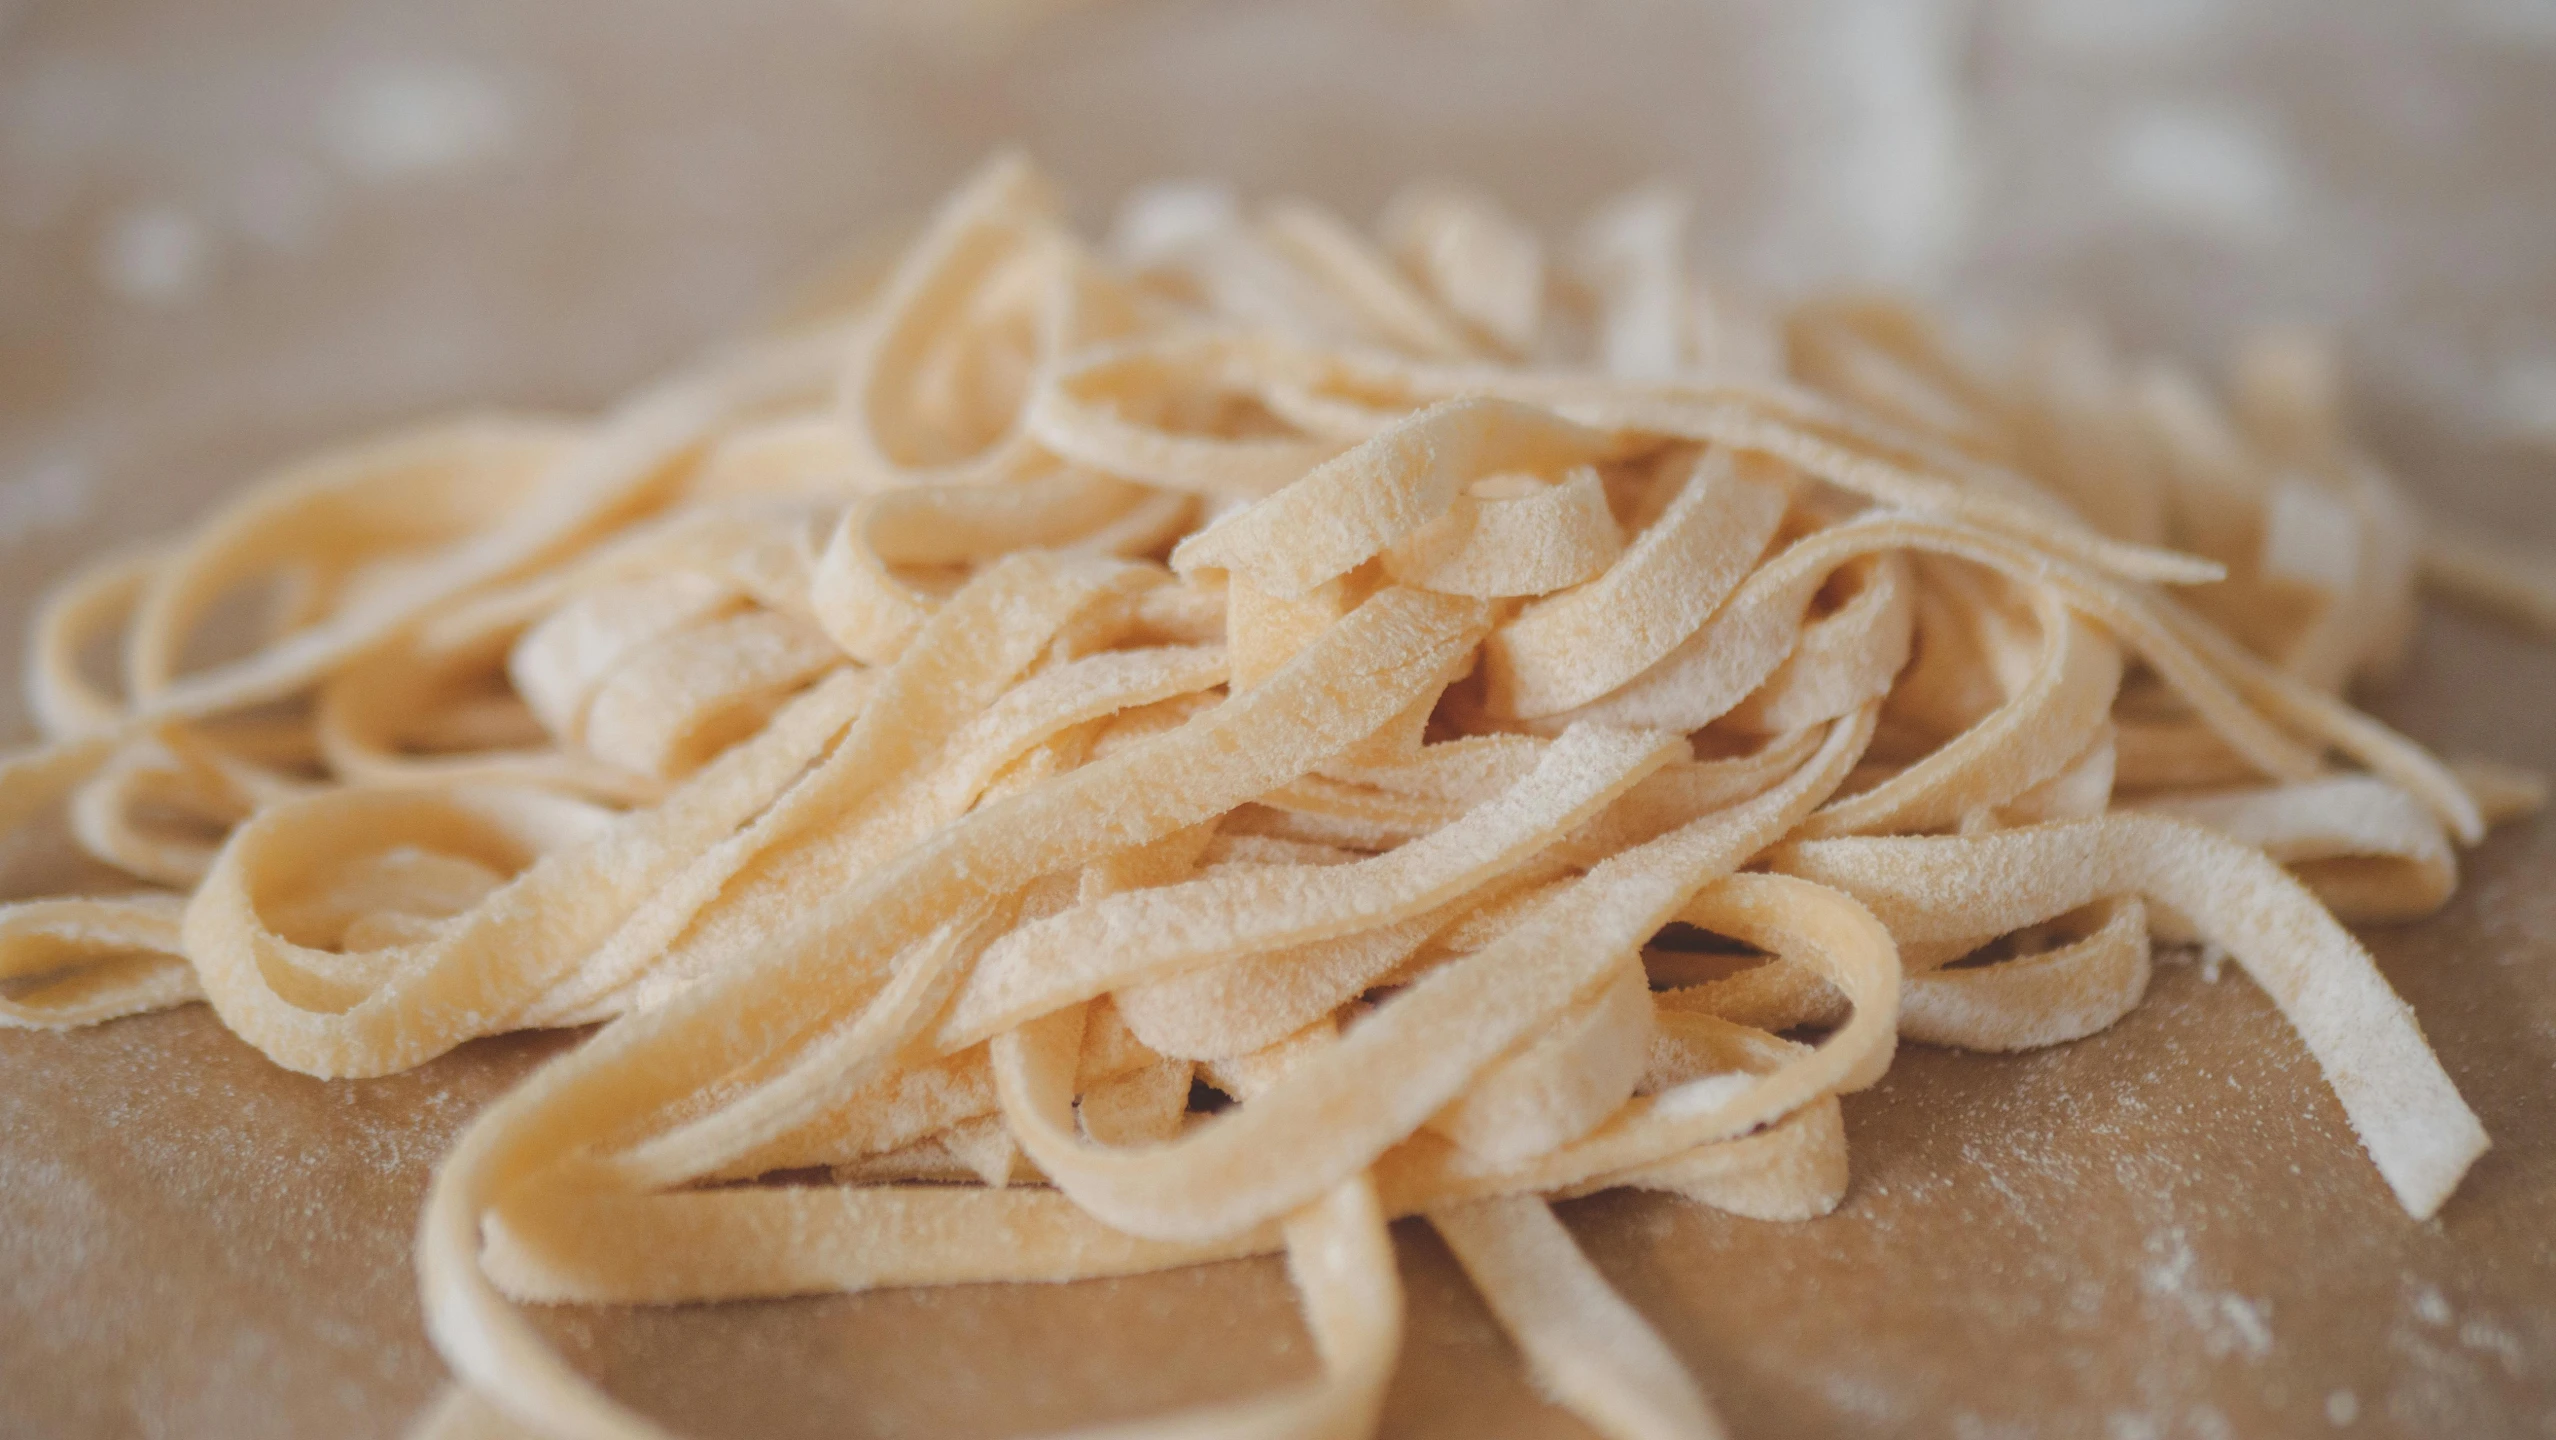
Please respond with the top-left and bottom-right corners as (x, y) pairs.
(2, 155), (2544, 1440)
(1480, 446), (1791, 717)
(0, 893), (196, 1028)
(1432, 1195), (1728, 1440)
(1378, 182), (1546, 358)
(27, 546), (161, 740)
(1770, 815), (2483, 1218)
(1169, 396), (1616, 597)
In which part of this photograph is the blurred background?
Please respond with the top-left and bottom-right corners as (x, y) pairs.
(5, 4), (2556, 1437)
(4, 0), (2554, 614)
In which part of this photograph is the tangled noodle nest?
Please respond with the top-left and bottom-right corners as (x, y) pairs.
(5, 154), (2552, 1440)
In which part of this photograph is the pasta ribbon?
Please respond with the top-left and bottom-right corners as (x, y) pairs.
(2, 155), (2541, 1440)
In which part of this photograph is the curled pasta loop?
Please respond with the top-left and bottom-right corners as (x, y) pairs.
(1480, 446), (1792, 717)
(27, 545), (160, 740)
(838, 153), (1141, 489)
(0, 894), (195, 1029)
(3, 156), (2546, 1440)
(66, 722), (316, 887)
(123, 420), (581, 706)
(1771, 814), (2483, 1218)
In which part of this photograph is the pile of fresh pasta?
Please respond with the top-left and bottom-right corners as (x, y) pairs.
(4, 155), (2549, 1440)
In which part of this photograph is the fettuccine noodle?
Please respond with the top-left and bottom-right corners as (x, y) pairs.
(3, 153), (2541, 1440)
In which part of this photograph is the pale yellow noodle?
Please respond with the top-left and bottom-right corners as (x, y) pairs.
(0, 155), (2542, 1440)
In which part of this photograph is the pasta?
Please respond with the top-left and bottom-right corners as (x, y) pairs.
(2, 151), (2543, 1439)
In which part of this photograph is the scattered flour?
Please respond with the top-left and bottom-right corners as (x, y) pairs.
(2325, 1388), (2359, 1425)
(2214, 1292), (2273, 1356)
(2156, 941), (2230, 982)
(1818, 1368), (1914, 1427)
(2454, 1317), (2525, 1375)
(2375, 1275), (2541, 1430)
(2410, 1282), (2453, 1328)
(1950, 1411), (2033, 1440)
(2140, 1227), (2273, 1361)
